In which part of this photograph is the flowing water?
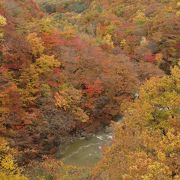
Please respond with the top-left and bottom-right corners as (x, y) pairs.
(58, 116), (123, 167)
(58, 128), (113, 167)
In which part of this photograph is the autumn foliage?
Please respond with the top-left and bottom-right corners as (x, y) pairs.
(93, 66), (180, 179)
(0, 0), (179, 179)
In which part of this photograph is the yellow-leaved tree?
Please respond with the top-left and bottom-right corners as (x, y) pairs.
(26, 33), (45, 57)
(93, 65), (180, 180)
(34, 55), (61, 75)
(55, 86), (89, 122)
(19, 55), (61, 106)
(0, 138), (28, 180)
(0, 15), (6, 39)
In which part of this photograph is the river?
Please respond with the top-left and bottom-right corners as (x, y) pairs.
(57, 127), (113, 167)
(57, 115), (124, 167)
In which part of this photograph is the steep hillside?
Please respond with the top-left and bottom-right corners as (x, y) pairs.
(0, 0), (163, 162)
(37, 0), (180, 73)
(1, 0), (178, 179)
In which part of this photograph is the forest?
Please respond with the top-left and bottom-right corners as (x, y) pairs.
(0, 0), (179, 179)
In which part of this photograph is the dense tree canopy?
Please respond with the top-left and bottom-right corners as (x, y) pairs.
(0, 0), (179, 179)
(93, 66), (180, 179)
